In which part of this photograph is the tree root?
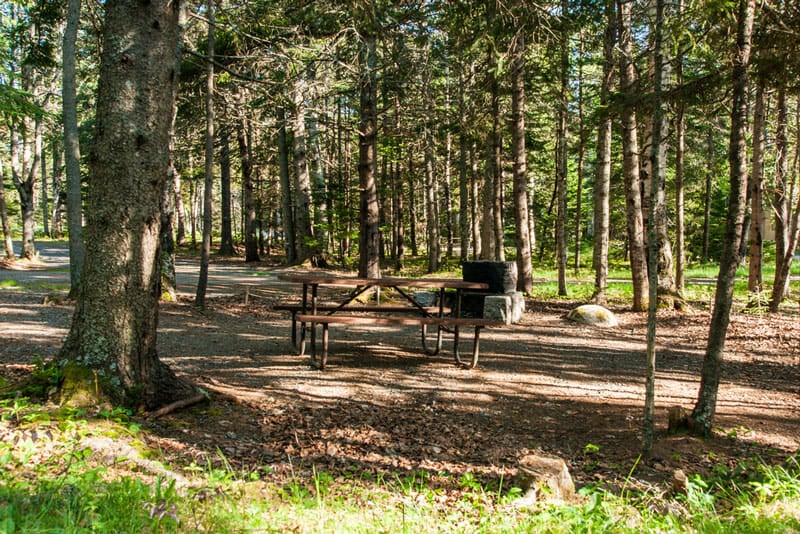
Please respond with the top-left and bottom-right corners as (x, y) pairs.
(146, 392), (208, 419)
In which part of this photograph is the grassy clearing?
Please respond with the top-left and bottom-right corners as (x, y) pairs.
(1, 398), (798, 533)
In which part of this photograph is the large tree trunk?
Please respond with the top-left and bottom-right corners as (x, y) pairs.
(292, 76), (314, 263)
(357, 34), (381, 279)
(511, 32), (533, 294)
(748, 80), (767, 294)
(691, 0), (755, 436)
(618, 0), (648, 312)
(592, 0), (616, 305)
(58, 0), (194, 409)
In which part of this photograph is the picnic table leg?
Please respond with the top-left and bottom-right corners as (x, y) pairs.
(421, 286), (446, 356)
(295, 284), (310, 355)
(291, 311), (307, 356)
(421, 324), (443, 355)
(454, 326), (482, 369)
(308, 321), (328, 370)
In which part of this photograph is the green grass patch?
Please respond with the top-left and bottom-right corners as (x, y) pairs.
(1, 399), (798, 533)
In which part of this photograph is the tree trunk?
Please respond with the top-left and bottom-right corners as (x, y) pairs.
(458, 68), (470, 264)
(424, 124), (440, 273)
(174, 167), (187, 246)
(691, 0), (755, 436)
(195, 0), (215, 310)
(556, 0), (570, 297)
(307, 105), (328, 255)
(491, 65), (504, 262)
(470, 143), (481, 260)
(10, 118), (41, 261)
(40, 147), (49, 237)
(293, 76), (314, 262)
(58, 0), (194, 409)
(237, 106), (259, 263)
(574, 35), (586, 271)
(643, 0), (668, 454)
(358, 34), (381, 279)
(702, 127), (714, 262)
(772, 83), (790, 300)
(0, 161), (14, 259)
(618, 0), (648, 312)
(50, 143), (64, 238)
(748, 80), (766, 294)
(277, 107), (296, 263)
(674, 0), (686, 294)
(160, 162), (178, 302)
(511, 32), (533, 294)
(592, 0), (615, 305)
(408, 153), (418, 257)
(218, 127), (234, 256)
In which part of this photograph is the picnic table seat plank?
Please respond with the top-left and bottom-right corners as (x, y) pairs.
(295, 313), (503, 370)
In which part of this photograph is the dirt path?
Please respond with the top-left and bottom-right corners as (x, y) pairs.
(1, 256), (798, 493)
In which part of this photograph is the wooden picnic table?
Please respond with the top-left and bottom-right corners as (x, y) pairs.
(276, 273), (502, 369)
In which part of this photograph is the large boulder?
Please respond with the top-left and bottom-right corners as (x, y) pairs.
(567, 304), (619, 328)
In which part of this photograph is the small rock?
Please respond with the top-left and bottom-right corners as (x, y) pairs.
(515, 453), (575, 507)
(671, 469), (688, 495)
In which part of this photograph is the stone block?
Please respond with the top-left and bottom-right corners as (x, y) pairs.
(413, 290), (438, 307)
(483, 292), (525, 324)
(510, 291), (525, 323)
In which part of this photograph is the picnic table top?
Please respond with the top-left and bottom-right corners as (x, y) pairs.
(277, 272), (489, 290)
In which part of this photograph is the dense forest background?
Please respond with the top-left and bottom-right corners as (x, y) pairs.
(2, 0), (799, 306)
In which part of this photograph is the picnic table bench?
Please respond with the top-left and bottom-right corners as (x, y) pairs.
(276, 273), (505, 370)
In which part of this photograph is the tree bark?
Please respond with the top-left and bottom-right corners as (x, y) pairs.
(556, 1), (570, 296)
(357, 34), (381, 279)
(58, 0), (194, 409)
(618, 0), (648, 311)
(277, 107), (296, 263)
(424, 124), (440, 273)
(592, 0), (615, 305)
(511, 32), (533, 294)
(748, 81), (766, 294)
(237, 105), (259, 262)
(643, 0), (668, 454)
(674, 0), (686, 294)
(691, 0), (756, 436)
(702, 127), (714, 262)
(195, 0), (215, 310)
(0, 160), (14, 259)
(292, 76), (314, 262)
(772, 82), (790, 301)
(218, 127), (234, 256)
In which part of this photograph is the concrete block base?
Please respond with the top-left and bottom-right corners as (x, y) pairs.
(483, 292), (525, 324)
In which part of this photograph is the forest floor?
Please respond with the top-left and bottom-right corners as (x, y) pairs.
(1, 254), (799, 497)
